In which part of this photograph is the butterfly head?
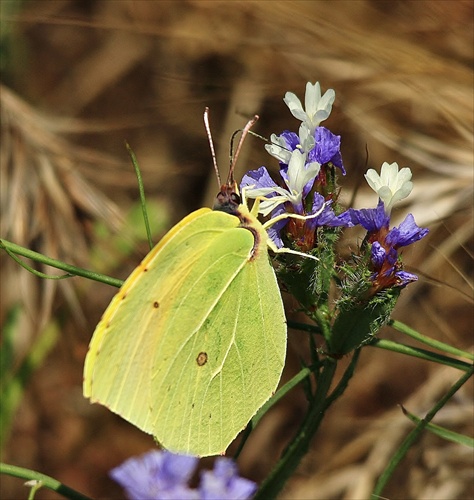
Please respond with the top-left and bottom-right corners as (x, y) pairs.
(204, 107), (258, 217)
(213, 182), (241, 215)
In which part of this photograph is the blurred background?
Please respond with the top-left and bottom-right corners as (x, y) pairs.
(1, 1), (472, 498)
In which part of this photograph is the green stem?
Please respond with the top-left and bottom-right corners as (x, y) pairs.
(313, 307), (332, 346)
(0, 463), (92, 500)
(326, 348), (360, 405)
(254, 357), (337, 499)
(402, 406), (474, 447)
(369, 338), (472, 372)
(372, 364), (474, 497)
(252, 367), (313, 429)
(125, 142), (153, 251)
(0, 239), (123, 288)
(287, 320), (322, 335)
(234, 366), (313, 460)
(390, 319), (474, 361)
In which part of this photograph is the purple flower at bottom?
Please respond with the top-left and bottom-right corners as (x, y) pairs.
(199, 458), (257, 500)
(110, 450), (198, 500)
(346, 198), (429, 291)
(110, 451), (257, 500)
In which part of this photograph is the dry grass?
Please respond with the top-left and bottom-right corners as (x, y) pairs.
(1, 1), (472, 498)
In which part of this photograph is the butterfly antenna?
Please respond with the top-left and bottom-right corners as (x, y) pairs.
(228, 114), (259, 184)
(247, 129), (269, 144)
(204, 107), (221, 188)
(228, 127), (265, 175)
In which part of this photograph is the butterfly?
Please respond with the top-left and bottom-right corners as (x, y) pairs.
(83, 110), (287, 457)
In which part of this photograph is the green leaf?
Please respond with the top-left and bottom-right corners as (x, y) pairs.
(401, 405), (474, 448)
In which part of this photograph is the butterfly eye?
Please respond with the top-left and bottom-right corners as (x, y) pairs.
(216, 192), (226, 205)
(230, 192), (241, 205)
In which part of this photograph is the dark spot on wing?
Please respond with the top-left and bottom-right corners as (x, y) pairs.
(196, 352), (208, 366)
(153, 301), (159, 308)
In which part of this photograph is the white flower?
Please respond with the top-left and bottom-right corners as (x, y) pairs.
(265, 123), (316, 166)
(265, 133), (292, 164)
(365, 162), (413, 214)
(283, 82), (335, 132)
(286, 149), (321, 204)
(298, 123), (315, 153)
(245, 150), (321, 216)
(243, 181), (289, 216)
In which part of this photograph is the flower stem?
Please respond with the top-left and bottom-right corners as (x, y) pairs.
(371, 364), (474, 497)
(0, 239), (123, 288)
(254, 357), (337, 499)
(0, 463), (92, 500)
(390, 319), (474, 361)
(369, 338), (472, 372)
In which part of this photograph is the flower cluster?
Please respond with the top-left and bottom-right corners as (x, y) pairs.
(110, 450), (257, 500)
(347, 163), (428, 293)
(241, 82), (347, 252)
(241, 82), (428, 294)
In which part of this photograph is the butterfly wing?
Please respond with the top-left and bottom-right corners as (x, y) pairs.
(84, 207), (286, 456)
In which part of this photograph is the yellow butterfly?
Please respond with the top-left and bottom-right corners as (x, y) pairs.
(84, 111), (288, 457)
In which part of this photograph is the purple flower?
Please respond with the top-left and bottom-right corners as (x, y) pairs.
(110, 451), (256, 500)
(370, 241), (387, 268)
(241, 157), (351, 250)
(349, 202), (429, 292)
(266, 204), (287, 249)
(347, 200), (390, 232)
(394, 270), (418, 286)
(385, 213), (429, 248)
(266, 127), (344, 176)
(369, 241), (398, 281)
(110, 450), (198, 500)
(241, 166), (279, 193)
(309, 127), (345, 174)
(199, 458), (257, 500)
(306, 194), (351, 230)
(280, 130), (300, 151)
